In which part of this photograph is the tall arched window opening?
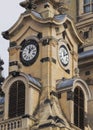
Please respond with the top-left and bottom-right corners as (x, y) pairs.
(74, 87), (84, 130)
(9, 80), (25, 118)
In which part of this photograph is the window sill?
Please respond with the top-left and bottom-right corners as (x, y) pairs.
(77, 12), (93, 22)
(82, 11), (93, 15)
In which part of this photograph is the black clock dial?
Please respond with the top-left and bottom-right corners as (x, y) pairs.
(20, 39), (39, 66)
(59, 45), (69, 66)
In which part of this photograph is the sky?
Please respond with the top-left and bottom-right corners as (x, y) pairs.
(0, 0), (25, 77)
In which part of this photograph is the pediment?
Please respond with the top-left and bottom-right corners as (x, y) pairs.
(2, 72), (41, 92)
(57, 78), (91, 100)
(2, 10), (84, 45)
(10, 26), (40, 42)
(2, 11), (39, 40)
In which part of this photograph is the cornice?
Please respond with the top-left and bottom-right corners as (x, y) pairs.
(2, 10), (84, 45)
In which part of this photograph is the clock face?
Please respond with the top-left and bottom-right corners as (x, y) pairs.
(59, 45), (69, 66)
(22, 44), (37, 61)
(20, 39), (39, 66)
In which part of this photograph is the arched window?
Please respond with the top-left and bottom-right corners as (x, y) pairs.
(74, 87), (84, 130)
(9, 80), (25, 118)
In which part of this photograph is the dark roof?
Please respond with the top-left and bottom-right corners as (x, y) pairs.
(54, 14), (66, 22)
(79, 50), (93, 60)
(56, 78), (75, 90)
(31, 10), (42, 19)
(26, 74), (41, 88)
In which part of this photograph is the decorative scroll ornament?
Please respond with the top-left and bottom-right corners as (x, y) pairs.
(20, 0), (68, 14)
(20, 0), (36, 10)
(57, 1), (68, 14)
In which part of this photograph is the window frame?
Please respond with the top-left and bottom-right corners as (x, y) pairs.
(84, 0), (93, 13)
(9, 80), (25, 118)
(74, 86), (85, 130)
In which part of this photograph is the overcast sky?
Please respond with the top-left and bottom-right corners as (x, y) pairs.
(0, 0), (25, 77)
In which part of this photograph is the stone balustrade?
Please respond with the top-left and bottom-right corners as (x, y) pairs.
(0, 117), (22, 130)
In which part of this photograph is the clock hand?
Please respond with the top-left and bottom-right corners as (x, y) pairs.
(29, 47), (32, 53)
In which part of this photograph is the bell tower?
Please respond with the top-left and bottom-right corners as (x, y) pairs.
(1, 0), (91, 130)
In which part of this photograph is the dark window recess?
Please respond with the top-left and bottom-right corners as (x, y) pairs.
(10, 42), (17, 47)
(65, 69), (70, 74)
(67, 44), (71, 51)
(40, 57), (56, 64)
(84, 31), (89, 39)
(67, 91), (74, 100)
(62, 31), (66, 39)
(40, 57), (50, 63)
(42, 39), (49, 46)
(9, 61), (18, 66)
(44, 4), (49, 8)
(84, 5), (90, 13)
(58, 93), (61, 99)
(79, 31), (83, 38)
(55, 27), (59, 33)
(78, 47), (84, 53)
(84, 0), (90, 4)
(9, 80), (25, 118)
(10, 71), (19, 77)
(51, 58), (56, 64)
(50, 91), (57, 97)
(63, 23), (68, 29)
(37, 32), (42, 39)
(0, 111), (4, 115)
(85, 71), (90, 75)
(74, 87), (84, 130)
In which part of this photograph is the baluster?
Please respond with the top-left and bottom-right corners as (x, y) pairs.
(2, 125), (4, 130)
(11, 123), (13, 130)
(6, 124), (8, 130)
(17, 121), (19, 128)
(20, 120), (22, 127)
(4, 124), (6, 130)
(1, 125), (3, 130)
(14, 122), (16, 128)
(8, 123), (10, 130)
(0, 118), (22, 130)
(13, 122), (14, 129)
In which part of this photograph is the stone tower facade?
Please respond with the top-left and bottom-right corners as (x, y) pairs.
(0, 0), (92, 130)
(64, 0), (93, 129)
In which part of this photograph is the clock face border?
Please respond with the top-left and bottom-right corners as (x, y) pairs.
(58, 44), (69, 67)
(20, 39), (39, 66)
